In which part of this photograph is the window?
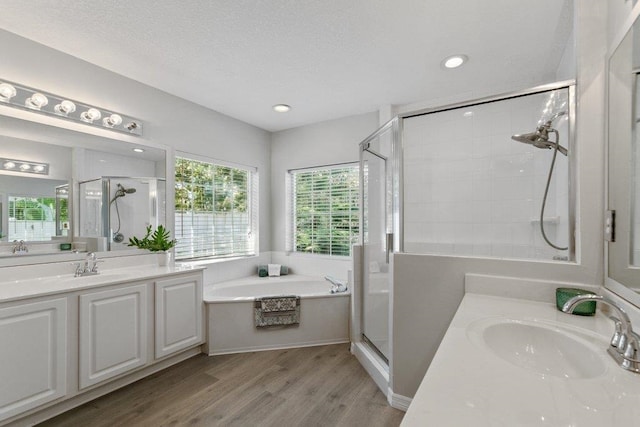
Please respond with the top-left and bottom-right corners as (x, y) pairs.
(289, 163), (359, 256)
(7, 196), (62, 241)
(175, 156), (257, 260)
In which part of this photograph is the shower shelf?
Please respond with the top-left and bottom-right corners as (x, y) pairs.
(530, 216), (560, 225)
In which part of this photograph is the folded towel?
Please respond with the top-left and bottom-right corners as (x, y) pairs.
(254, 296), (300, 328)
(258, 264), (289, 277)
(268, 263), (281, 277)
(258, 265), (268, 277)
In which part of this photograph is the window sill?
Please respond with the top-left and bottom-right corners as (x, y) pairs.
(177, 254), (259, 267)
(284, 252), (352, 261)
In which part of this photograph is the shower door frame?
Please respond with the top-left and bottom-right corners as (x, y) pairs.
(358, 117), (402, 367)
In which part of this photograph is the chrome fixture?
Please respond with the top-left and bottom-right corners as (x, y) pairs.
(0, 78), (143, 136)
(73, 252), (103, 277)
(325, 275), (348, 293)
(109, 183), (137, 243)
(512, 110), (568, 251)
(12, 240), (28, 254)
(511, 111), (568, 156)
(563, 294), (640, 374)
(1, 157), (49, 175)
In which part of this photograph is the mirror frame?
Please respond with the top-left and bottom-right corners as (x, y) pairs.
(605, 3), (640, 307)
(0, 105), (172, 267)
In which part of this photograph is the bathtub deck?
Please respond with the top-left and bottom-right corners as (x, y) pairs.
(38, 344), (405, 427)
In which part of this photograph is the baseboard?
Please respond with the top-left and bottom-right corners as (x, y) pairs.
(388, 390), (412, 412)
(208, 338), (350, 356)
(352, 342), (389, 396)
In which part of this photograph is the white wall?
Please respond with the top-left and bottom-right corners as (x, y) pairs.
(270, 112), (378, 278)
(0, 29), (272, 260)
(390, 0), (606, 399)
(403, 90), (570, 260)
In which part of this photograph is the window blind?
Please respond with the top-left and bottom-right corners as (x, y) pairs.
(290, 164), (359, 256)
(175, 157), (257, 260)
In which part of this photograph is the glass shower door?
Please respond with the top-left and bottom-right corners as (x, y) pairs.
(361, 124), (394, 363)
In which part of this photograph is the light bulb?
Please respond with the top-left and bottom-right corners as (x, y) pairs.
(33, 164), (45, 172)
(0, 83), (16, 101)
(3, 161), (16, 169)
(19, 164), (31, 171)
(126, 121), (139, 132)
(80, 108), (101, 123)
(273, 104), (291, 113)
(54, 100), (76, 116)
(103, 113), (123, 127)
(25, 92), (48, 110)
(442, 54), (468, 69)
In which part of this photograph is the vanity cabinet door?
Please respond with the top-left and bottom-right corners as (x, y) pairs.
(0, 298), (67, 422)
(79, 284), (148, 389)
(155, 274), (203, 359)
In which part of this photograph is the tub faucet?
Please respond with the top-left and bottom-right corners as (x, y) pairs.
(563, 294), (640, 374)
(325, 276), (348, 293)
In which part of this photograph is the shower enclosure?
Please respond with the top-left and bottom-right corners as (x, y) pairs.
(355, 81), (575, 393)
(78, 176), (166, 251)
(359, 119), (400, 363)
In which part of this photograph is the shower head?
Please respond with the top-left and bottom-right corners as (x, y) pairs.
(511, 111), (568, 156)
(118, 184), (136, 194)
(110, 183), (137, 203)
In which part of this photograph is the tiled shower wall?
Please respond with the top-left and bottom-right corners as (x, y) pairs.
(402, 89), (570, 260)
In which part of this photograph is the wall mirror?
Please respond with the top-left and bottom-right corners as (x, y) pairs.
(607, 11), (640, 303)
(0, 111), (166, 265)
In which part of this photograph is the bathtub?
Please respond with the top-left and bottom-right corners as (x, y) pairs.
(203, 275), (350, 355)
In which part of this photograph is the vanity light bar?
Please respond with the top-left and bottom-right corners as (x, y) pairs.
(0, 157), (49, 175)
(0, 79), (143, 136)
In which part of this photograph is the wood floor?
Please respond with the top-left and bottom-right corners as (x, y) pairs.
(38, 344), (404, 427)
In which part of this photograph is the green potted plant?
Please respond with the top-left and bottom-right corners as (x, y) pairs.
(128, 225), (177, 266)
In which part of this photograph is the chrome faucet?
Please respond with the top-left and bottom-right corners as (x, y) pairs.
(73, 252), (103, 277)
(325, 276), (348, 293)
(12, 240), (28, 254)
(563, 294), (640, 373)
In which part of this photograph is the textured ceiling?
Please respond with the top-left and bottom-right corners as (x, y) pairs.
(0, 0), (572, 132)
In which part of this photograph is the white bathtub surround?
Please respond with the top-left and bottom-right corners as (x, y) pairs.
(204, 275), (350, 355)
(401, 278), (640, 426)
(187, 251), (272, 284)
(271, 251), (351, 282)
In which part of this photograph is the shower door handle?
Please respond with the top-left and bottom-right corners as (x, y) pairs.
(385, 233), (393, 264)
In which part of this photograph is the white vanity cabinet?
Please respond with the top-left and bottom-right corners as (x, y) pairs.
(0, 267), (205, 425)
(78, 283), (149, 389)
(155, 273), (203, 359)
(0, 297), (67, 422)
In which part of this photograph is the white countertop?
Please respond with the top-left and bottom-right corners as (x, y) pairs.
(0, 263), (204, 303)
(401, 293), (640, 426)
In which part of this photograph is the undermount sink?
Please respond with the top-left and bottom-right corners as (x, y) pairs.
(468, 318), (607, 379)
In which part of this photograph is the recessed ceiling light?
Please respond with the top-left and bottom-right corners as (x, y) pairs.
(442, 54), (468, 69)
(273, 104), (291, 113)
(132, 148), (145, 153)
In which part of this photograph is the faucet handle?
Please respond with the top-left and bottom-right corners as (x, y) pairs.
(610, 316), (624, 348)
(91, 259), (104, 273)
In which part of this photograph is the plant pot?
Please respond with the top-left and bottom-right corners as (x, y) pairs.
(157, 251), (173, 267)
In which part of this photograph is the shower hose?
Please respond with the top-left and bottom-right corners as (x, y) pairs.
(539, 129), (568, 251)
